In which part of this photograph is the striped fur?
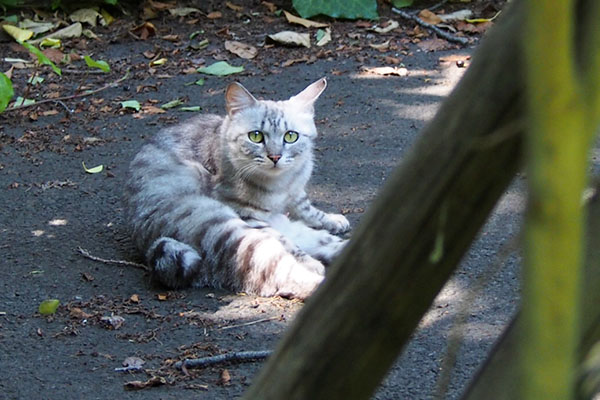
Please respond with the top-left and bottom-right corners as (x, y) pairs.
(124, 79), (350, 299)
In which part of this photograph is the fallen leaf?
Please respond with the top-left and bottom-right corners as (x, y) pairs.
(130, 22), (157, 40)
(262, 1), (277, 13)
(124, 376), (166, 390)
(180, 106), (201, 112)
(3, 25), (34, 41)
(19, 19), (55, 35)
(69, 8), (102, 27)
(38, 299), (60, 315)
(198, 61), (244, 76)
(120, 100), (141, 111)
(161, 99), (184, 109)
(161, 34), (179, 41)
(466, 10), (501, 23)
(226, 1), (243, 12)
(100, 9), (115, 25)
(31, 23), (82, 43)
(315, 28), (331, 46)
(150, 57), (168, 66)
(224, 40), (258, 59)
(157, 293), (168, 301)
(82, 161), (104, 173)
(168, 7), (201, 17)
(362, 66), (408, 77)
(40, 38), (61, 48)
(417, 38), (450, 51)
(148, 0), (175, 10)
(370, 20), (399, 34)
(100, 314), (125, 330)
(267, 31), (311, 48)
(283, 10), (328, 28)
(81, 272), (94, 281)
(84, 55), (110, 72)
(130, 294), (140, 303)
(369, 39), (391, 51)
(418, 9), (442, 25)
(207, 11), (222, 19)
(142, 105), (166, 114)
(438, 9), (473, 22)
(219, 369), (231, 386)
(70, 307), (93, 319)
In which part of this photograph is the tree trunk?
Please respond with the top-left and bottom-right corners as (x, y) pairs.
(242, 2), (526, 399)
(462, 182), (600, 400)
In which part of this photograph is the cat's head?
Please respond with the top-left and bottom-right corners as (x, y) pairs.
(222, 78), (326, 176)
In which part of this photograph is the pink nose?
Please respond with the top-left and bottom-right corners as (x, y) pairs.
(268, 154), (281, 164)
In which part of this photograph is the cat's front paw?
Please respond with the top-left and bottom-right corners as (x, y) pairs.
(322, 213), (351, 235)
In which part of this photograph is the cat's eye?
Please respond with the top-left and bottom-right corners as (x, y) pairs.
(248, 130), (264, 143)
(283, 131), (299, 144)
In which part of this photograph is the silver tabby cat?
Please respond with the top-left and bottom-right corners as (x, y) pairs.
(124, 78), (350, 299)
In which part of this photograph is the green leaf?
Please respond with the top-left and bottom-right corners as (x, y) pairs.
(179, 106), (201, 112)
(27, 76), (44, 86)
(38, 299), (60, 315)
(198, 61), (244, 76)
(184, 78), (205, 86)
(120, 100), (141, 111)
(0, 72), (14, 113)
(292, 0), (378, 20)
(391, 0), (413, 8)
(161, 99), (184, 109)
(104, 0), (118, 5)
(13, 97), (36, 107)
(83, 55), (110, 73)
(82, 161), (104, 174)
(19, 41), (62, 76)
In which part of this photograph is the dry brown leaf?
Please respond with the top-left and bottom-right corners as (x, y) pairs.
(41, 48), (64, 64)
(157, 293), (168, 301)
(226, 1), (243, 12)
(100, 314), (125, 329)
(224, 40), (258, 59)
(283, 10), (328, 28)
(130, 22), (157, 40)
(70, 307), (93, 319)
(417, 38), (450, 52)
(130, 294), (140, 303)
(370, 20), (399, 34)
(418, 9), (442, 25)
(369, 40), (390, 51)
(267, 31), (311, 48)
(219, 369), (231, 386)
(207, 11), (222, 19)
(161, 34), (179, 42)
(262, 1), (277, 13)
(124, 376), (166, 390)
(81, 272), (94, 281)
(148, 0), (175, 10)
(142, 105), (165, 114)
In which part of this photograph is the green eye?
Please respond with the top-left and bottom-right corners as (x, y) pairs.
(248, 130), (264, 143)
(283, 131), (299, 143)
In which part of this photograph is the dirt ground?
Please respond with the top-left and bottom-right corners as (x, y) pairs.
(0, 1), (535, 399)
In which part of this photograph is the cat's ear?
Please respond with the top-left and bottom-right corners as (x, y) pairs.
(226, 82), (257, 116)
(289, 78), (327, 112)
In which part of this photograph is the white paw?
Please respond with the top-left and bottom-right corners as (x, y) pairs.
(323, 213), (351, 235)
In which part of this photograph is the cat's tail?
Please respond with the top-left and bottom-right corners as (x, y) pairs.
(145, 222), (325, 299)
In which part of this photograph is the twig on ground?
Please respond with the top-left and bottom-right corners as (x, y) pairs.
(392, 7), (470, 45)
(175, 350), (273, 370)
(217, 316), (279, 331)
(77, 247), (150, 272)
(4, 71), (129, 113)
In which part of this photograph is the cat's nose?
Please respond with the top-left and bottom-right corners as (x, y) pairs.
(267, 154), (282, 164)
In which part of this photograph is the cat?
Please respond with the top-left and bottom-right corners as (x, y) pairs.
(124, 78), (351, 299)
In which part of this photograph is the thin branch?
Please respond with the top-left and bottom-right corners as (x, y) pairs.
(392, 7), (470, 45)
(77, 247), (150, 272)
(175, 350), (273, 370)
(4, 71), (129, 113)
(217, 316), (279, 331)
